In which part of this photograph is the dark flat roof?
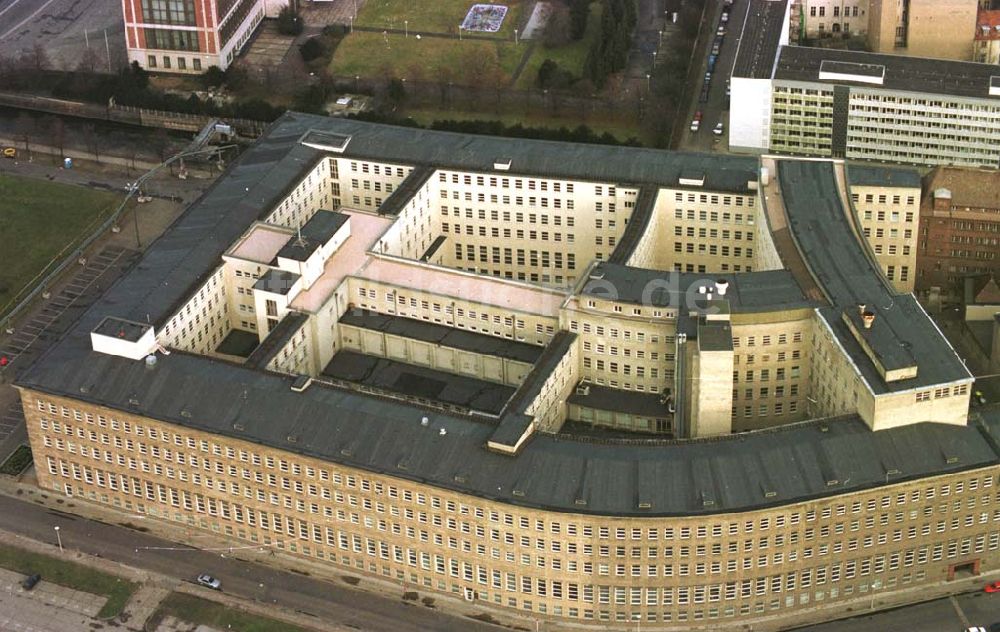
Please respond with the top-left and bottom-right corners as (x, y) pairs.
(92, 317), (150, 342)
(775, 46), (1000, 100)
(323, 351), (515, 415)
(276, 211), (348, 261)
(732, 0), (788, 79)
(568, 383), (671, 418)
(847, 165), (922, 189)
(778, 160), (971, 393)
(581, 263), (815, 313)
(338, 311), (543, 364)
(253, 269), (300, 295)
(379, 166), (434, 216)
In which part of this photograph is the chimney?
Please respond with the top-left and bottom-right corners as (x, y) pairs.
(715, 279), (729, 296)
(862, 311), (876, 329)
(857, 303), (866, 316)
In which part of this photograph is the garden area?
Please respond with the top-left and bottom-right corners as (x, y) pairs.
(149, 593), (310, 632)
(0, 174), (124, 318)
(0, 445), (32, 476)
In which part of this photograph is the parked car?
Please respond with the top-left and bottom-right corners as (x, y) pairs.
(717, 25), (726, 35)
(964, 627), (986, 632)
(196, 574), (221, 590)
(690, 111), (703, 132)
(721, 10), (730, 22)
(708, 54), (717, 72)
(984, 580), (1000, 593)
(21, 574), (41, 591)
(713, 123), (725, 136)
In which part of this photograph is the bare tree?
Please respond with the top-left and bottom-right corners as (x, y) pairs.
(77, 46), (101, 74)
(15, 112), (34, 160)
(81, 123), (104, 163)
(47, 117), (66, 163)
(26, 42), (50, 72)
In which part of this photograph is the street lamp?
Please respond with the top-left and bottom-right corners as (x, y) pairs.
(514, 28), (518, 45)
(652, 50), (657, 69)
(54, 526), (63, 553)
(404, 20), (408, 38)
(349, 15), (353, 33)
(646, 73), (651, 93)
(458, 25), (462, 41)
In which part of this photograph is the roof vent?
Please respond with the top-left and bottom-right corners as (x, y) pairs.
(454, 474), (467, 483)
(715, 279), (729, 296)
(574, 498), (587, 506)
(575, 384), (591, 396)
(233, 422), (245, 431)
(698, 286), (707, 294)
(286, 434), (299, 443)
(638, 502), (652, 509)
(291, 376), (312, 392)
(145, 354), (157, 369)
(763, 490), (777, 499)
(857, 303), (866, 315)
(421, 416), (430, 427)
(180, 409), (192, 418)
(493, 159), (511, 171)
(862, 311), (876, 329)
(340, 448), (353, 457)
(826, 479), (840, 487)
(128, 397), (140, 407)
(511, 489), (525, 497)
(439, 428), (447, 436)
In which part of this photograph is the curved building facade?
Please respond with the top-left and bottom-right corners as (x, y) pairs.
(16, 114), (999, 629)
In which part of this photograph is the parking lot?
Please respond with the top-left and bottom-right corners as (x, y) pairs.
(0, 0), (126, 71)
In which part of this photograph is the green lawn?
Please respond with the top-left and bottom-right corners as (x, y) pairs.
(0, 174), (122, 317)
(0, 445), (32, 475)
(515, 2), (600, 90)
(401, 106), (642, 144)
(330, 31), (521, 85)
(153, 593), (310, 632)
(355, 0), (525, 39)
(0, 545), (137, 618)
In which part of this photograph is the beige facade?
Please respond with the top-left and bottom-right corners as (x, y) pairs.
(800, 0), (869, 38)
(867, 0), (979, 60)
(22, 389), (1000, 627)
(849, 182), (920, 293)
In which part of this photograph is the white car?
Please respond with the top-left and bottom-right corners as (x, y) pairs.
(690, 120), (700, 132)
(196, 574), (221, 590)
(713, 123), (725, 136)
(964, 627), (986, 632)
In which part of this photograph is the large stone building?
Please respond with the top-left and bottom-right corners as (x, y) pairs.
(731, 0), (1000, 168)
(867, 0), (980, 60)
(121, 0), (288, 73)
(17, 115), (998, 629)
(915, 166), (1000, 302)
(974, 9), (1000, 64)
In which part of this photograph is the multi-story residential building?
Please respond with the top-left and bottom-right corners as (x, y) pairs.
(916, 166), (1000, 302)
(974, 9), (1000, 63)
(797, 0), (870, 39)
(121, 0), (284, 73)
(16, 115), (990, 630)
(731, 0), (1000, 168)
(867, 0), (980, 60)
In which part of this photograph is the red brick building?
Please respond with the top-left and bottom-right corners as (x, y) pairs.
(916, 166), (1000, 301)
(122, 0), (278, 73)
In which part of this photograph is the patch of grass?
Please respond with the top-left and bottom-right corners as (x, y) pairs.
(0, 445), (32, 476)
(154, 593), (310, 632)
(330, 32), (520, 84)
(0, 545), (137, 618)
(356, 0), (525, 39)
(514, 3), (600, 90)
(400, 106), (642, 144)
(0, 174), (123, 317)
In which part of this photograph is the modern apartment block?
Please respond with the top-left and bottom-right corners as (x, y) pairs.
(121, 0), (280, 73)
(17, 115), (995, 629)
(916, 166), (1000, 302)
(731, 0), (1000, 168)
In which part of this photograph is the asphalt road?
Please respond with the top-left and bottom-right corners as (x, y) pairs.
(0, 0), (126, 71)
(0, 494), (501, 632)
(680, 0), (750, 152)
(793, 592), (1000, 632)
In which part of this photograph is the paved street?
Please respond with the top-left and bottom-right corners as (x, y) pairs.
(793, 592), (1000, 632)
(679, 0), (749, 152)
(0, 0), (126, 71)
(0, 494), (502, 632)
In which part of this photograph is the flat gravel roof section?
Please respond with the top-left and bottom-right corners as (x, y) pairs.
(582, 263), (814, 313)
(338, 310), (543, 364)
(568, 384), (671, 418)
(732, 0), (788, 79)
(778, 160), (971, 393)
(776, 46), (1000, 99)
(847, 165), (922, 189)
(323, 350), (515, 415)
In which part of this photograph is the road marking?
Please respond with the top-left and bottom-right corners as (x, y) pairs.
(0, 0), (57, 39)
(948, 595), (970, 627)
(0, 0), (25, 21)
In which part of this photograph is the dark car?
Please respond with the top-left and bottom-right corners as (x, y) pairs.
(21, 574), (41, 590)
